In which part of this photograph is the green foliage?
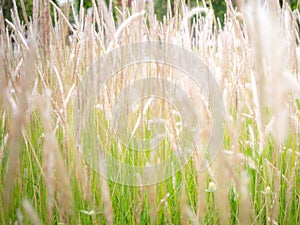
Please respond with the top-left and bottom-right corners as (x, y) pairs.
(211, 0), (226, 24)
(1, 0), (299, 27)
(154, 0), (227, 24)
(1, 0), (227, 25)
(154, 0), (171, 21)
(280, 0), (299, 10)
(1, 0), (34, 23)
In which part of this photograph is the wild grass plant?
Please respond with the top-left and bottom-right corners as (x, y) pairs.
(0, 0), (299, 224)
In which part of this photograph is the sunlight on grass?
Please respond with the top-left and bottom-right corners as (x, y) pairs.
(0, 0), (299, 224)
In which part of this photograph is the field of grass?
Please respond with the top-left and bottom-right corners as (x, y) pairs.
(0, 0), (299, 224)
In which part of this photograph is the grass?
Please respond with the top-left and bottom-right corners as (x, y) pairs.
(0, 0), (300, 224)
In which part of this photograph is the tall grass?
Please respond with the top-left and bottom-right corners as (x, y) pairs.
(0, 0), (299, 224)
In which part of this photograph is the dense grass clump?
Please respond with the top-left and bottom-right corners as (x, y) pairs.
(0, 0), (299, 224)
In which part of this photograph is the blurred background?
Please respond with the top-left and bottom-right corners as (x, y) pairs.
(3, 0), (299, 26)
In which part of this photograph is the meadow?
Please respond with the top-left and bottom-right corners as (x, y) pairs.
(0, 0), (299, 224)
